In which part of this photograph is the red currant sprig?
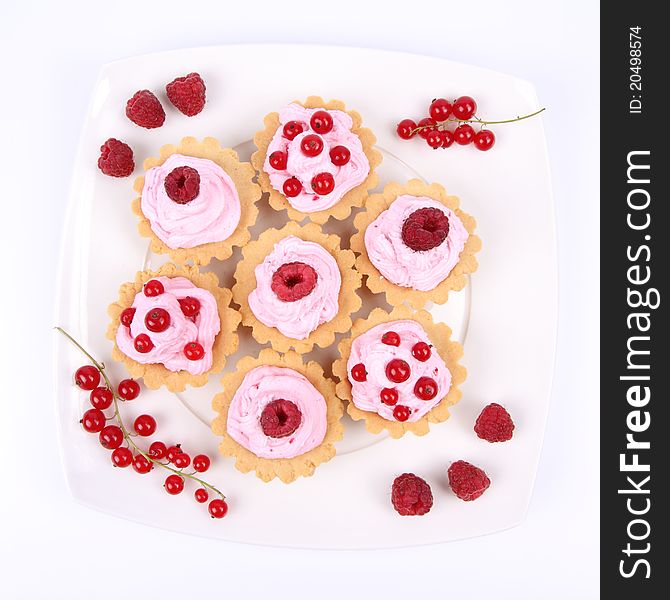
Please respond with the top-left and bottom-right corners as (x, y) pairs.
(56, 327), (229, 519)
(396, 98), (545, 151)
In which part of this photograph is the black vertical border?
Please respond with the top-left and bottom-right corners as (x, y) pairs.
(601, 3), (668, 596)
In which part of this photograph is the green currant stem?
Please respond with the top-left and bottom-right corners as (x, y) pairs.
(55, 326), (225, 500)
(412, 107), (546, 135)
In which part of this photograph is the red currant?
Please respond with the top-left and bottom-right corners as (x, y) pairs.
(134, 414), (157, 437)
(134, 333), (154, 353)
(381, 331), (401, 346)
(386, 359), (411, 383)
(167, 445), (183, 463)
(144, 307), (170, 333)
(454, 124), (475, 145)
(178, 296), (200, 318)
(111, 447), (133, 468)
(208, 498), (228, 519)
(351, 363), (367, 382)
(269, 150), (288, 170)
(414, 377), (438, 401)
(90, 387), (113, 410)
(417, 117), (437, 139)
(283, 177), (302, 198)
(329, 145), (351, 166)
(411, 341), (432, 362)
(393, 405), (411, 422)
(149, 440), (168, 459)
(429, 98), (452, 122)
(117, 379), (140, 400)
(75, 365), (100, 391)
(81, 408), (106, 433)
(193, 454), (211, 473)
(441, 130), (455, 148)
(132, 454), (153, 474)
(396, 118), (417, 140)
(425, 130), (443, 149)
(144, 279), (164, 297)
(194, 488), (209, 503)
(173, 453), (191, 469)
(99, 425), (124, 449)
(311, 172), (335, 195)
(120, 308), (136, 327)
(300, 134), (324, 157)
(380, 388), (399, 406)
(184, 342), (205, 361)
(452, 96), (477, 120)
(164, 474), (185, 495)
(283, 121), (304, 140)
(310, 110), (333, 134)
(474, 129), (496, 151)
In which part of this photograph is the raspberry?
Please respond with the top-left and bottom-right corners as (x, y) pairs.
(97, 138), (134, 177)
(391, 473), (433, 516)
(260, 399), (302, 438)
(164, 166), (201, 204)
(401, 207), (450, 252)
(474, 403), (515, 442)
(271, 262), (318, 302)
(165, 72), (206, 117)
(126, 90), (165, 129)
(447, 460), (490, 501)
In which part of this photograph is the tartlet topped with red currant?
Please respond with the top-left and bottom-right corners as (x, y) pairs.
(252, 96), (382, 224)
(351, 179), (481, 309)
(333, 305), (465, 438)
(106, 263), (240, 392)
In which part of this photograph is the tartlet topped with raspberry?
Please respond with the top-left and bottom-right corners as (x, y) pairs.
(333, 305), (466, 438)
(232, 220), (362, 354)
(132, 137), (261, 266)
(252, 96), (382, 224)
(212, 348), (344, 483)
(351, 179), (481, 309)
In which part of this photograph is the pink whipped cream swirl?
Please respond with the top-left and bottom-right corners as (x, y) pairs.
(364, 195), (469, 291)
(347, 320), (451, 423)
(226, 365), (328, 459)
(264, 104), (370, 212)
(116, 276), (220, 375)
(248, 235), (341, 340)
(141, 153), (241, 249)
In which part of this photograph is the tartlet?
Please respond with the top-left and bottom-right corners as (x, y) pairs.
(351, 179), (481, 309)
(132, 136), (261, 265)
(252, 96), (382, 224)
(106, 263), (240, 392)
(333, 305), (466, 438)
(212, 348), (344, 483)
(232, 221), (362, 354)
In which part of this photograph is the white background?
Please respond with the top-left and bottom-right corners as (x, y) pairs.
(0, 0), (599, 598)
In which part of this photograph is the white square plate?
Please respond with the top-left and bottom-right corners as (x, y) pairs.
(54, 44), (556, 548)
